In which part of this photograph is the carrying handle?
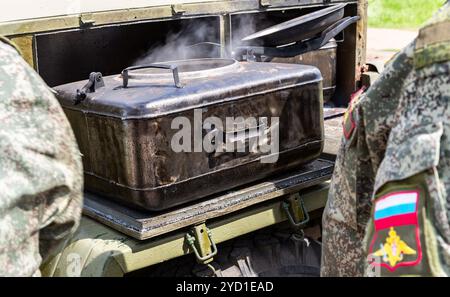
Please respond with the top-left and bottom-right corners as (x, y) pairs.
(121, 64), (183, 88)
(206, 118), (270, 158)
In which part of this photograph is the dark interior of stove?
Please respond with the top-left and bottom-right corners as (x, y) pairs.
(35, 7), (328, 87)
(230, 4), (358, 106)
(35, 17), (221, 87)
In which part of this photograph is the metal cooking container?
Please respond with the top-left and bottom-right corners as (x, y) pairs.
(55, 58), (324, 211)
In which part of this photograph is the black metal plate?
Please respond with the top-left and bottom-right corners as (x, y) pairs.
(241, 3), (346, 46)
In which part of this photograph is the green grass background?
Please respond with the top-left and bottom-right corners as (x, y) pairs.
(368, 0), (446, 29)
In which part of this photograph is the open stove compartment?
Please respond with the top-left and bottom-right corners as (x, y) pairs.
(35, 16), (221, 87)
(34, 2), (359, 105)
(230, 3), (359, 106)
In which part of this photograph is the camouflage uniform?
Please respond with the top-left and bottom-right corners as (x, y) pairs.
(321, 2), (450, 276)
(0, 39), (83, 276)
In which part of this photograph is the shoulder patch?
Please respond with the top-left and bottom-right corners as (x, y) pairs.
(342, 87), (365, 140)
(416, 21), (450, 49)
(368, 190), (422, 271)
(342, 108), (356, 140)
(414, 42), (450, 69)
(414, 4), (450, 69)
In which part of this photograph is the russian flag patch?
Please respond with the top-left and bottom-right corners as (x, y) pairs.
(369, 190), (422, 271)
(374, 191), (418, 229)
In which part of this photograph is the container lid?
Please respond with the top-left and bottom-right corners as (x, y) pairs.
(242, 3), (346, 46)
(55, 59), (322, 119)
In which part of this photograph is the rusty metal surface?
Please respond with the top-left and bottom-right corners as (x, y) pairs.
(55, 60), (324, 210)
(355, 0), (368, 81)
(332, 2), (357, 105)
(333, 0), (367, 105)
(83, 158), (334, 240)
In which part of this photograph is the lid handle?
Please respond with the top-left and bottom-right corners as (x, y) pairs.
(121, 64), (183, 88)
(75, 72), (104, 104)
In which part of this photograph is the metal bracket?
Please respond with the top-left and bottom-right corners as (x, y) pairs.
(79, 13), (95, 27)
(282, 193), (310, 228)
(171, 4), (186, 15)
(75, 72), (104, 104)
(185, 223), (218, 264)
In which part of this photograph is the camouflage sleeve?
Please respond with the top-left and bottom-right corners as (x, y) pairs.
(364, 60), (450, 277)
(0, 41), (83, 276)
(364, 3), (450, 276)
(321, 42), (416, 277)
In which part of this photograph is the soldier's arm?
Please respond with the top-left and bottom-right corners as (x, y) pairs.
(0, 41), (83, 272)
(364, 3), (450, 276)
(321, 41), (416, 277)
(363, 66), (450, 276)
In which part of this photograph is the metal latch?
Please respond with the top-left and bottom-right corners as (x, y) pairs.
(171, 4), (186, 15)
(75, 72), (104, 104)
(79, 13), (95, 27)
(282, 193), (310, 228)
(185, 223), (218, 264)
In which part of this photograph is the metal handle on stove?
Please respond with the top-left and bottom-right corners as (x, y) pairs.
(319, 15), (360, 47)
(121, 64), (183, 88)
(234, 15), (360, 61)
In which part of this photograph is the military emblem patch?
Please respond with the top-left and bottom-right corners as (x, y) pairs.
(342, 107), (356, 140)
(368, 190), (422, 271)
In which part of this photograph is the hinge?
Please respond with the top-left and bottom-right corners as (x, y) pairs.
(185, 223), (217, 264)
(282, 193), (310, 228)
(171, 4), (186, 15)
(260, 0), (272, 7)
(79, 13), (95, 27)
(75, 72), (104, 104)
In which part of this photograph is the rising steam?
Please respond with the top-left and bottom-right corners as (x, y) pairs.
(132, 14), (262, 65)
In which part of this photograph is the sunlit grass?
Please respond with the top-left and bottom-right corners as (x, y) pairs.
(368, 0), (446, 29)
